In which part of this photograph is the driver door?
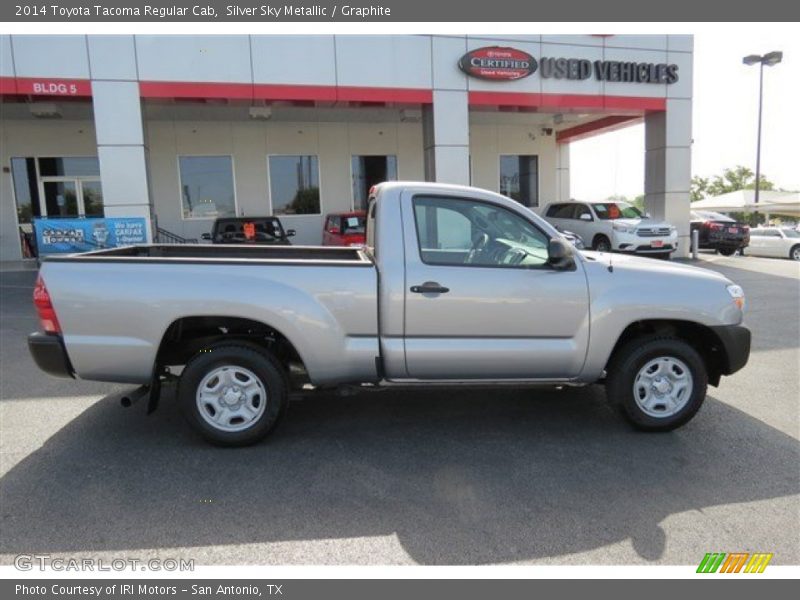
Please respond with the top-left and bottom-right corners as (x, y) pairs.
(401, 192), (590, 380)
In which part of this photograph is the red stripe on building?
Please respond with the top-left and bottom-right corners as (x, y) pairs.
(4, 77), (92, 97)
(139, 81), (433, 104)
(336, 86), (433, 104)
(253, 84), (337, 102)
(139, 81), (254, 100)
(0, 76), (17, 94)
(556, 115), (642, 144)
(468, 91), (665, 113)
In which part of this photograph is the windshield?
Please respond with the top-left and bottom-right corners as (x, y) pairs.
(782, 228), (800, 238)
(592, 202), (642, 220)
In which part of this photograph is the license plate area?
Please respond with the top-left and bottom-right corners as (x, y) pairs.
(651, 240), (664, 248)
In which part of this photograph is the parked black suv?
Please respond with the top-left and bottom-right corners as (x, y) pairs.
(202, 217), (296, 245)
(690, 210), (749, 256)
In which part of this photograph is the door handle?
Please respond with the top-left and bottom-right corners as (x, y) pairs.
(410, 281), (450, 294)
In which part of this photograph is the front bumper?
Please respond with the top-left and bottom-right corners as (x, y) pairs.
(28, 332), (74, 378)
(614, 231), (678, 254)
(710, 324), (751, 375)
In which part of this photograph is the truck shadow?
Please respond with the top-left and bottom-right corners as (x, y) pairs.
(0, 385), (797, 565)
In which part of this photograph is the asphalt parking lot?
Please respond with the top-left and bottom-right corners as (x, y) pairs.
(0, 254), (798, 566)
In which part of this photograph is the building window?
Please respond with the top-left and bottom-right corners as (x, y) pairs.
(179, 155), (237, 219)
(352, 155), (397, 211)
(11, 158), (39, 225)
(499, 155), (539, 208)
(268, 155), (321, 215)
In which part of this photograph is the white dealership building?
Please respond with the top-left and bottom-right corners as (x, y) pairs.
(0, 34), (693, 260)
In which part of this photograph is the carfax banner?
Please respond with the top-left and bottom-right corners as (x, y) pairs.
(33, 217), (148, 254)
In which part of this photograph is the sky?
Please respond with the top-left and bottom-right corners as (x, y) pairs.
(570, 33), (800, 201)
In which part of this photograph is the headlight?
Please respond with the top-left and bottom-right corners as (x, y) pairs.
(727, 284), (746, 311)
(669, 226), (677, 234)
(612, 222), (635, 234)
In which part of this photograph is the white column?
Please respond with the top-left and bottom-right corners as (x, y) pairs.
(556, 142), (571, 202)
(423, 90), (470, 186)
(644, 98), (692, 257)
(88, 36), (153, 240)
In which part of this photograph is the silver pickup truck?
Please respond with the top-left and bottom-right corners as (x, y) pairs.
(28, 182), (751, 446)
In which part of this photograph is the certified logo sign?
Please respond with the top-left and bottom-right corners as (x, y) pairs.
(458, 46), (537, 81)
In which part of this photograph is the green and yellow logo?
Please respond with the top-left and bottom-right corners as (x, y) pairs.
(697, 552), (773, 573)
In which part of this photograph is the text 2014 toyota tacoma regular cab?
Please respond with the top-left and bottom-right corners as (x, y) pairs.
(28, 182), (751, 446)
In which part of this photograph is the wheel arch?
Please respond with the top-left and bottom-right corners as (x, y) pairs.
(605, 319), (729, 387)
(155, 315), (309, 388)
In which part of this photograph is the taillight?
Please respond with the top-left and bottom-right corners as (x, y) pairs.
(33, 275), (61, 334)
(708, 222), (724, 230)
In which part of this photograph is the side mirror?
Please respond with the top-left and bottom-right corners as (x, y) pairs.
(548, 238), (576, 271)
(201, 232), (212, 240)
(579, 213), (592, 221)
(286, 229), (296, 237)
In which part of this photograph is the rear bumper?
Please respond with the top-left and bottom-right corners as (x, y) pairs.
(710, 324), (751, 375)
(28, 332), (74, 378)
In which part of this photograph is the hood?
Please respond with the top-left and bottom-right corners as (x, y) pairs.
(614, 217), (671, 228)
(580, 251), (732, 284)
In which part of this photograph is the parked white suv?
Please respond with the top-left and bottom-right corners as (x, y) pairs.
(542, 200), (678, 258)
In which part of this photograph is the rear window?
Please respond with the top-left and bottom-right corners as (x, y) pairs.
(213, 218), (285, 242)
(342, 215), (366, 234)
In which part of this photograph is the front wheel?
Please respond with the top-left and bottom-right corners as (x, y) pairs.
(605, 336), (708, 431)
(593, 235), (612, 253)
(790, 245), (800, 261)
(178, 344), (288, 446)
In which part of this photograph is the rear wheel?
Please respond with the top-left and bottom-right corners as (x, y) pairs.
(178, 344), (288, 446)
(606, 336), (708, 431)
(718, 247), (737, 256)
(593, 235), (612, 252)
(790, 245), (800, 261)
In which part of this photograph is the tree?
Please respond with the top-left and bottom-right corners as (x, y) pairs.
(691, 166), (775, 201)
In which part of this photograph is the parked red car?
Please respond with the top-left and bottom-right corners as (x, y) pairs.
(322, 211), (367, 246)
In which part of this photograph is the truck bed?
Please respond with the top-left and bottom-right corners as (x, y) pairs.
(43, 244), (371, 266)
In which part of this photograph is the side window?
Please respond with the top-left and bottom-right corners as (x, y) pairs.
(412, 195), (550, 269)
(547, 204), (575, 219)
(574, 204), (592, 220)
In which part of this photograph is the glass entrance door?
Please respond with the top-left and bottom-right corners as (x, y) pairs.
(352, 155), (398, 211)
(40, 177), (103, 217)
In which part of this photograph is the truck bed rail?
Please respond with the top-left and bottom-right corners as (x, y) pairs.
(42, 244), (372, 266)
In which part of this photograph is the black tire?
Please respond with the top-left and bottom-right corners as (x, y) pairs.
(605, 336), (708, 432)
(790, 245), (800, 261)
(718, 247), (737, 257)
(593, 235), (612, 252)
(178, 343), (288, 446)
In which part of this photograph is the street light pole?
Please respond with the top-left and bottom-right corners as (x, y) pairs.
(754, 61), (764, 205)
(743, 51), (783, 209)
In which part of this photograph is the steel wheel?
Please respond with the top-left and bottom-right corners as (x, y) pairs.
(196, 365), (267, 432)
(632, 356), (694, 418)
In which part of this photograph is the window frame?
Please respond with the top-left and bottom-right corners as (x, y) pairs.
(177, 154), (239, 221)
(267, 154), (323, 217)
(410, 194), (554, 271)
(498, 154), (540, 209)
